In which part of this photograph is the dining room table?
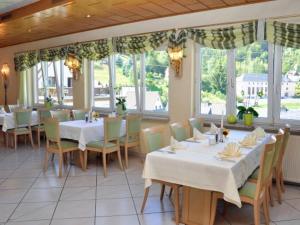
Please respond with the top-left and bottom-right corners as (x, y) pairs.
(59, 118), (126, 151)
(142, 130), (271, 225)
(1, 111), (39, 132)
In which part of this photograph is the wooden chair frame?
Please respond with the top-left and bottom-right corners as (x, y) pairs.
(85, 117), (123, 177)
(140, 125), (181, 225)
(32, 108), (51, 148)
(210, 136), (277, 225)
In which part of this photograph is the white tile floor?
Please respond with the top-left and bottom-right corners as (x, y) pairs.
(0, 145), (300, 225)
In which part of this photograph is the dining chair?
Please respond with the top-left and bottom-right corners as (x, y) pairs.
(169, 122), (190, 141)
(32, 109), (52, 148)
(141, 125), (181, 225)
(250, 129), (286, 205)
(43, 118), (84, 177)
(6, 109), (34, 150)
(85, 117), (123, 177)
(51, 109), (71, 122)
(72, 109), (88, 120)
(188, 117), (205, 134)
(210, 136), (277, 225)
(7, 104), (20, 113)
(120, 114), (141, 168)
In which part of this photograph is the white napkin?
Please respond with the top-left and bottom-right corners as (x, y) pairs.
(240, 133), (257, 147)
(253, 127), (266, 138)
(170, 136), (185, 151)
(193, 128), (207, 140)
(218, 142), (241, 158)
(210, 123), (218, 133)
(0, 107), (4, 114)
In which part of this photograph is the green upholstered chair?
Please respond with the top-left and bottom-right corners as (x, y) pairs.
(188, 117), (205, 134)
(169, 122), (189, 142)
(120, 114), (141, 168)
(86, 117), (123, 177)
(50, 109), (71, 122)
(140, 126), (181, 225)
(278, 125), (290, 193)
(32, 109), (52, 148)
(210, 136), (277, 225)
(43, 118), (84, 177)
(7, 109), (34, 149)
(72, 109), (88, 120)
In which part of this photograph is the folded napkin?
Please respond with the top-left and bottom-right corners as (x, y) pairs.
(218, 142), (241, 158)
(252, 127), (266, 138)
(170, 136), (185, 151)
(210, 123), (218, 134)
(239, 133), (257, 147)
(193, 128), (207, 140)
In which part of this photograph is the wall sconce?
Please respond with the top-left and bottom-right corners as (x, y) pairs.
(168, 47), (183, 77)
(64, 54), (80, 80)
(1, 63), (10, 106)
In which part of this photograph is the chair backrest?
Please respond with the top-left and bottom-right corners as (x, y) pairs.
(188, 117), (204, 133)
(272, 129), (284, 168)
(14, 109), (32, 128)
(104, 117), (122, 143)
(126, 114), (141, 138)
(8, 104), (20, 113)
(141, 126), (165, 153)
(170, 122), (189, 142)
(277, 125), (291, 170)
(51, 110), (70, 122)
(44, 118), (60, 144)
(255, 135), (276, 200)
(72, 109), (87, 120)
(38, 109), (52, 124)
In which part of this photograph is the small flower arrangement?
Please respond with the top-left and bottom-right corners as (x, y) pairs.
(116, 97), (127, 111)
(45, 95), (54, 108)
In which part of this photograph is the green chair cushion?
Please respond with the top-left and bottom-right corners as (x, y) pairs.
(239, 181), (256, 199)
(86, 141), (116, 149)
(50, 140), (78, 150)
(250, 167), (260, 180)
(8, 127), (30, 134)
(120, 136), (138, 144)
(172, 126), (188, 142)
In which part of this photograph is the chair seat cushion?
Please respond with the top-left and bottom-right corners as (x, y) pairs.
(32, 124), (45, 130)
(239, 181), (256, 199)
(86, 141), (116, 149)
(250, 167), (260, 180)
(50, 140), (78, 150)
(120, 136), (138, 144)
(7, 127), (30, 134)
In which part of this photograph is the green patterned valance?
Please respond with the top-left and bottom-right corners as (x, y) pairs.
(267, 21), (300, 49)
(39, 45), (76, 61)
(187, 21), (257, 49)
(14, 51), (39, 72)
(168, 30), (188, 54)
(76, 39), (112, 61)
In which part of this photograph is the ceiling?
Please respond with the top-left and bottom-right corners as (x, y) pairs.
(0, 0), (272, 48)
(0, 0), (38, 14)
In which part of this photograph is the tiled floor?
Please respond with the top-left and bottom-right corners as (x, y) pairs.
(0, 144), (300, 225)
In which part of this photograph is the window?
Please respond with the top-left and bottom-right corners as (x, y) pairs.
(235, 42), (269, 118)
(280, 47), (300, 120)
(34, 60), (73, 106)
(93, 58), (111, 108)
(144, 51), (169, 113)
(199, 47), (227, 115)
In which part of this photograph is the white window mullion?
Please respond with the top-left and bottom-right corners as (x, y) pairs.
(60, 61), (64, 105)
(132, 55), (140, 112)
(140, 53), (146, 114)
(194, 44), (201, 116)
(273, 44), (282, 125)
(267, 43), (275, 124)
(109, 55), (116, 112)
(227, 49), (236, 115)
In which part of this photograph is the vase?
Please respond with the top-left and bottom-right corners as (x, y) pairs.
(116, 104), (126, 116)
(243, 113), (253, 126)
(45, 102), (52, 109)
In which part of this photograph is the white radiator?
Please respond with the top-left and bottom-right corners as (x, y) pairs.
(283, 135), (300, 183)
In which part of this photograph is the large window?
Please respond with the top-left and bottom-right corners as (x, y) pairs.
(280, 47), (300, 120)
(235, 41), (269, 118)
(199, 47), (227, 115)
(91, 51), (169, 115)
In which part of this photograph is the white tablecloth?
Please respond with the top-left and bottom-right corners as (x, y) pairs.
(59, 119), (126, 151)
(142, 130), (271, 207)
(1, 111), (39, 132)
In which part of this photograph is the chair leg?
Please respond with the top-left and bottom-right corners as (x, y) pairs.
(125, 145), (129, 169)
(29, 132), (34, 149)
(169, 188), (173, 198)
(276, 173), (282, 204)
(14, 134), (17, 150)
(37, 129), (40, 148)
(269, 182), (274, 207)
(263, 196), (270, 225)
(5, 133), (8, 148)
(79, 151), (85, 171)
(160, 184), (165, 201)
(280, 170), (285, 193)
(210, 193), (218, 225)
(141, 187), (150, 213)
(173, 185), (180, 225)
(117, 149), (123, 171)
(43, 151), (49, 172)
(58, 153), (63, 178)
(102, 152), (107, 177)
(253, 202), (261, 225)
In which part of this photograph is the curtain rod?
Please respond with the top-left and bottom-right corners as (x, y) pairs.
(14, 14), (300, 55)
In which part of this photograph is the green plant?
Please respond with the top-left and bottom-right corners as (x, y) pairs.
(237, 106), (259, 120)
(116, 97), (126, 111)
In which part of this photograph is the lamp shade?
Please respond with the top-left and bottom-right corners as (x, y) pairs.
(1, 63), (10, 76)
